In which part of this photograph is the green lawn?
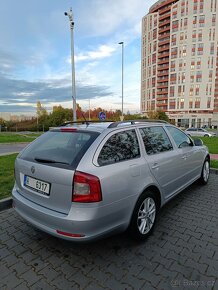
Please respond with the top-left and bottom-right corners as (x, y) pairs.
(211, 160), (218, 169)
(0, 132), (41, 143)
(0, 154), (18, 200)
(199, 136), (218, 154)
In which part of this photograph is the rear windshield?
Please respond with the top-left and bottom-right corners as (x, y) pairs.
(19, 130), (99, 169)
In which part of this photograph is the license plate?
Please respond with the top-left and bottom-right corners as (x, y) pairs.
(24, 175), (50, 196)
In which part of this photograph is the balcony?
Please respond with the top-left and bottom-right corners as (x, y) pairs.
(159, 6), (171, 15)
(157, 84), (168, 89)
(157, 90), (168, 95)
(158, 39), (170, 46)
(157, 96), (168, 101)
(157, 77), (169, 83)
(158, 45), (170, 53)
(159, 12), (171, 22)
(159, 26), (171, 34)
(158, 64), (169, 71)
(158, 32), (170, 40)
(158, 58), (169, 65)
(159, 19), (171, 28)
(157, 71), (169, 77)
(158, 52), (169, 59)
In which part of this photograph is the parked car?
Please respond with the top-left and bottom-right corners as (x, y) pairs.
(12, 120), (210, 242)
(185, 128), (216, 137)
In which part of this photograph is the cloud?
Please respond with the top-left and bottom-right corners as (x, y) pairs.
(0, 73), (113, 110)
(76, 0), (152, 38)
(75, 45), (116, 62)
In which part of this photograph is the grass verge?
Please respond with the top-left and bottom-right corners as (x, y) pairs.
(196, 137), (218, 154)
(0, 154), (18, 200)
(211, 160), (218, 169)
(0, 133), (41, 143)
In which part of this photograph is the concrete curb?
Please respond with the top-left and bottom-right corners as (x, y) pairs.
(0, 142), (30, 145)
(0, 152), (20, 157)
(210, 168), (218, 175)
(0, 197), (12, 212)
(0, 169), (217, 212)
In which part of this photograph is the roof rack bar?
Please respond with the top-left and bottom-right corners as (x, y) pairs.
(60, 120), (112, 127)
(107, 119), (168, 128)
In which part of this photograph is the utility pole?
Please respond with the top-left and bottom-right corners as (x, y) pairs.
(65, 8), (77, 121)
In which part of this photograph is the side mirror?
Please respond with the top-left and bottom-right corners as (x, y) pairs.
(193, 138), (203, 146)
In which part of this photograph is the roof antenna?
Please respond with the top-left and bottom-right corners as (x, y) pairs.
(81, 111), (89, 126)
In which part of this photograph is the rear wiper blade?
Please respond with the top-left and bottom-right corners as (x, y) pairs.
(34, 157), (69, 165)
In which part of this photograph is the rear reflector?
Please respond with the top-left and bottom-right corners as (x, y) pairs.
(56, 230), (85, 238)
(73, 171), (102, 203)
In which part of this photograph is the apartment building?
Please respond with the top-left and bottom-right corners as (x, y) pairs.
(141, 0), (218, 127)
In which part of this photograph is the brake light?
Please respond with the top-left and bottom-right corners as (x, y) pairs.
(73, 171), (102, 203)
(60, 128), (77, 132)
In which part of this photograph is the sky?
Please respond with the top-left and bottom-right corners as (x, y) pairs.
(0, 0), (155, 115)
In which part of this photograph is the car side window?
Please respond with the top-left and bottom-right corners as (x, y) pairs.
(139, 126), (173, 155)
(167, 126), (192, 148)
(98, 130), (140, 166)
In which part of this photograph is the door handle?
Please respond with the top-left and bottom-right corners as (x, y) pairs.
(152, 162), (159, 169)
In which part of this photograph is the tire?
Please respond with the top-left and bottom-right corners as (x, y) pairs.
(199, 158), (210, 185)
(204, 134), (209, 137)
(128, 190), (158, 241)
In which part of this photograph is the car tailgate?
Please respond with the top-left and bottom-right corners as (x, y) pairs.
(15, 158), (74, 214)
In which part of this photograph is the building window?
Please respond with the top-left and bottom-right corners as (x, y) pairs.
(195, 84), (200, 95)
(193, 16), (197, 27)
(192, 44), (196, 56)
(199, 15), (205, 27)
(210, 43), (215, 54)
(198, 29), (203, 41)
(209, 70), (213, 82)
(212, 14), (216, 25)
(190, 85), (194, 96)
(197, 58), (201, 69)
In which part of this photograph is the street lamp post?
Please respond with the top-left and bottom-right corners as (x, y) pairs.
(65, 8), (77, 121)
(118, 41), (124, 121)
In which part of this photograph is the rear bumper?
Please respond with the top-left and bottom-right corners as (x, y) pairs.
(12, 187), (130, 242)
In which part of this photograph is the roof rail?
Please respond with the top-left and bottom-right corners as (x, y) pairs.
(107, 119), (168, 128)
(60, 120), (113, 127)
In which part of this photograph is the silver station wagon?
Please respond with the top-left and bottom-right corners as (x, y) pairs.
(12, 120), (210, 242)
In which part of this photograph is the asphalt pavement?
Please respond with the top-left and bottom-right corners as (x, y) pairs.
(0, 143), (29, 156)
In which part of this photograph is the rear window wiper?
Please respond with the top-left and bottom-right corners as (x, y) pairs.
(34, 157), (70, 165)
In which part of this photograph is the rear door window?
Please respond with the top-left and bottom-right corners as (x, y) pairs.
(139, 126), (173, 155)
(19, 130), (99, 169)
(98, 129), (140, 166)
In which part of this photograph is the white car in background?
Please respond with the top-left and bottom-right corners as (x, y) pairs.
(185, 128), (216, 137)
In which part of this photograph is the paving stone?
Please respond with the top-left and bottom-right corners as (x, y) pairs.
(31, 279), (58, 290)
(0, 263), (13, 279)
(1, 273), (24, 289)
(0, 174), (217, 290)
(21, 269), (43, 287)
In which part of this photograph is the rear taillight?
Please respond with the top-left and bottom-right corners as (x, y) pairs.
(73, 171), (102, 203)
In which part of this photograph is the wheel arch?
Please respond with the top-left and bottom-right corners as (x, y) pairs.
(145, 185), (162, 211)
(128, 184), (162, 227)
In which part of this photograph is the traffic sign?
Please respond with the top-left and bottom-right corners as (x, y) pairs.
(98, 111), (106, 120)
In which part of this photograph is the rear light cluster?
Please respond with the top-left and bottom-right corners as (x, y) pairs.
(72, 171), (102, 203)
